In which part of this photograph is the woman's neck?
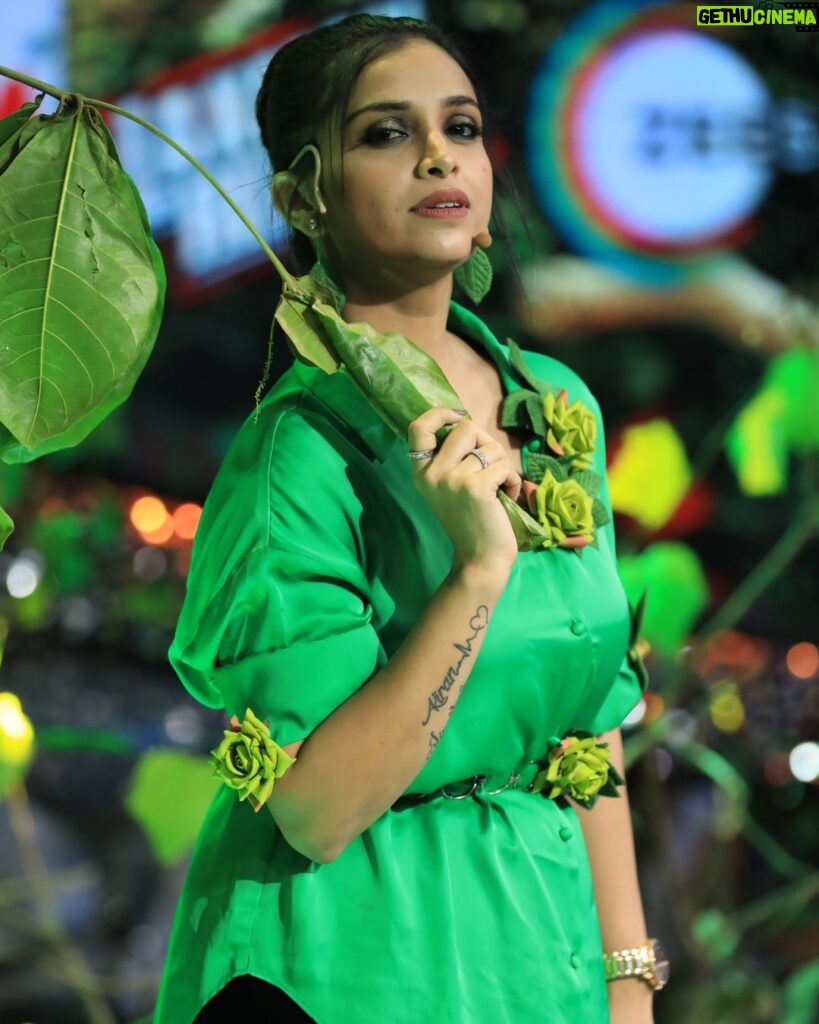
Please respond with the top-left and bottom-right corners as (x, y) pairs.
(341, 272), (455, 364)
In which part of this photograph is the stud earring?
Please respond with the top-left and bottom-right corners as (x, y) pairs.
(308, 217), (319, 232)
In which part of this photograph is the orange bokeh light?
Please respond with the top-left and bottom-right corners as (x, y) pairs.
(130, 496), (168, 534)
(139, 518), (175, 545)
(173, 503), (202, 541)
(642, 692), (665, 724)
(786, 642), (819, 680)
(763, 752), (791, 787)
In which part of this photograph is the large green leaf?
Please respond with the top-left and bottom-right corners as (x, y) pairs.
(0, 98), (165, 460)
(0, 100), (40, 170)
(0, 503), (12, 549)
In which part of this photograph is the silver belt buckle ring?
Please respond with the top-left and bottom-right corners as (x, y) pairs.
(441, 775), (485, 799)
(482, 772), (520, 796)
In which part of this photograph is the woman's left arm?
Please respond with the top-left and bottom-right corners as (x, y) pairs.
(576, 727), (655, 1024)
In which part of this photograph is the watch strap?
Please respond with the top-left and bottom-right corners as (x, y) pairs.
(602, 938), (668, 990)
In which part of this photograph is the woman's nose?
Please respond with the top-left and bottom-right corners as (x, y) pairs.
(416, 131), (455, 179)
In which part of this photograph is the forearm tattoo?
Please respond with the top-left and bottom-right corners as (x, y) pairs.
(422, 605), (489, 739)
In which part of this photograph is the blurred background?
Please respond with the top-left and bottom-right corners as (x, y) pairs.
(0, 0), (817, 1021)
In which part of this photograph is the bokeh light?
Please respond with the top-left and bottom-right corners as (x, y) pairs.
(623, 698), (647, 727)
(173, 503), (202, 541)
(0, 692), (36, 796)
(5, 556), (41, 599)
(133, 546), (168, 582)
(789, 742), (819, 783)
(140, 519), (175, 545)
(786, 642), (819, 680)
(130, 496), (169, 534)
(763, 752), (792, 787)
(710, 682), (745, 734)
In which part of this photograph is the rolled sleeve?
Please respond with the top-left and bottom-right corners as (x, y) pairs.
(209, 547), (387, 746)
(169, 400), (389, 747)
(212, 627), (383, 747)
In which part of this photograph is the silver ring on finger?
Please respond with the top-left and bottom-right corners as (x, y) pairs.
(407, 448), (436, 461)
(465, 447), (490, 470)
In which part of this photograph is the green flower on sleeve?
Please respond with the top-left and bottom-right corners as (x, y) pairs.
(532, 471), (596, 550)
(210, 708), (296, 812)
(531, 731), (624, 809)
(543, 390), (597, 469)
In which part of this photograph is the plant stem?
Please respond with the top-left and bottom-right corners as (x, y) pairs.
(88, 97), (291, 280)
(0, 64), (295, 289)
(735, 872), (819, 932)
(0, 65), (71, 100)
(700, 513), (814, 640)
(6, 785), (116, 1024)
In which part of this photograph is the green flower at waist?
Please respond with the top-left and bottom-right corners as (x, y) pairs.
(532, 470), (595, 550)
(531, 731), (624, 809)
(543, 390), (597, 469)
(210, 708), (296, 812)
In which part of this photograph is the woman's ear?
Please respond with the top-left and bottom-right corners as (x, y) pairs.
(271, 171), (321, 238)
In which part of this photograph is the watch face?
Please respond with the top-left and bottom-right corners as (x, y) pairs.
(652, 940), (670, 985)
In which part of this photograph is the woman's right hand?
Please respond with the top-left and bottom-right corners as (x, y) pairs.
(408, 408), (522, 581)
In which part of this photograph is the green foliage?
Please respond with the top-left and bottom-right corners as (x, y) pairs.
(728, 350), (819, 496)
(618, 542), (709, 655)
(0, 504), (12, 549)
(0, 96), (165, 463)
(782, 960), (819, 1024)
(125, 748), (217, 866)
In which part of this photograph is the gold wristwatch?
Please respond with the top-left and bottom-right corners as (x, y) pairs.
(602, 938), (670, 991)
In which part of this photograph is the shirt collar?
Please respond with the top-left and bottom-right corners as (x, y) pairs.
(293, 301), (515, 463)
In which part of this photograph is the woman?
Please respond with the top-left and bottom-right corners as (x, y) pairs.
(154, 14), (663, 1024)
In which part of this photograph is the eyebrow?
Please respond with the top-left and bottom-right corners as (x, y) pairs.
(345, 95), (480, 127)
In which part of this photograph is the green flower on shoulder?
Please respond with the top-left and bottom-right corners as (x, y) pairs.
(532, 471), (595, 550)
(543, 389), (597, 469)
(210, 708), (296, 812)
(531, 731), (624, 809)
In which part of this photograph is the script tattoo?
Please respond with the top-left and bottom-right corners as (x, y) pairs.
(426, 730), (442, 760)
(421, 605), (489, 727)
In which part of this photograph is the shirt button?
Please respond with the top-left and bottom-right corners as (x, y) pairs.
(570, 619), (587, 637)
(559, 825), (574, 842)
(570, 952), (582, 969)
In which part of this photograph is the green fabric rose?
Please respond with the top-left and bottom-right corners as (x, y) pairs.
(210, 708), (296, 812)
(543, 390), (597, 469)
(533, 470), (595, 549)
(531, 732), (624, 809)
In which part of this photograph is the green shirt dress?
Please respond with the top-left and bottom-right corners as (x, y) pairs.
(154, 303), (643, 1024)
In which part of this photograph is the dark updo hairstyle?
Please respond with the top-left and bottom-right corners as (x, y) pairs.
(255, 14), (488, 271)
